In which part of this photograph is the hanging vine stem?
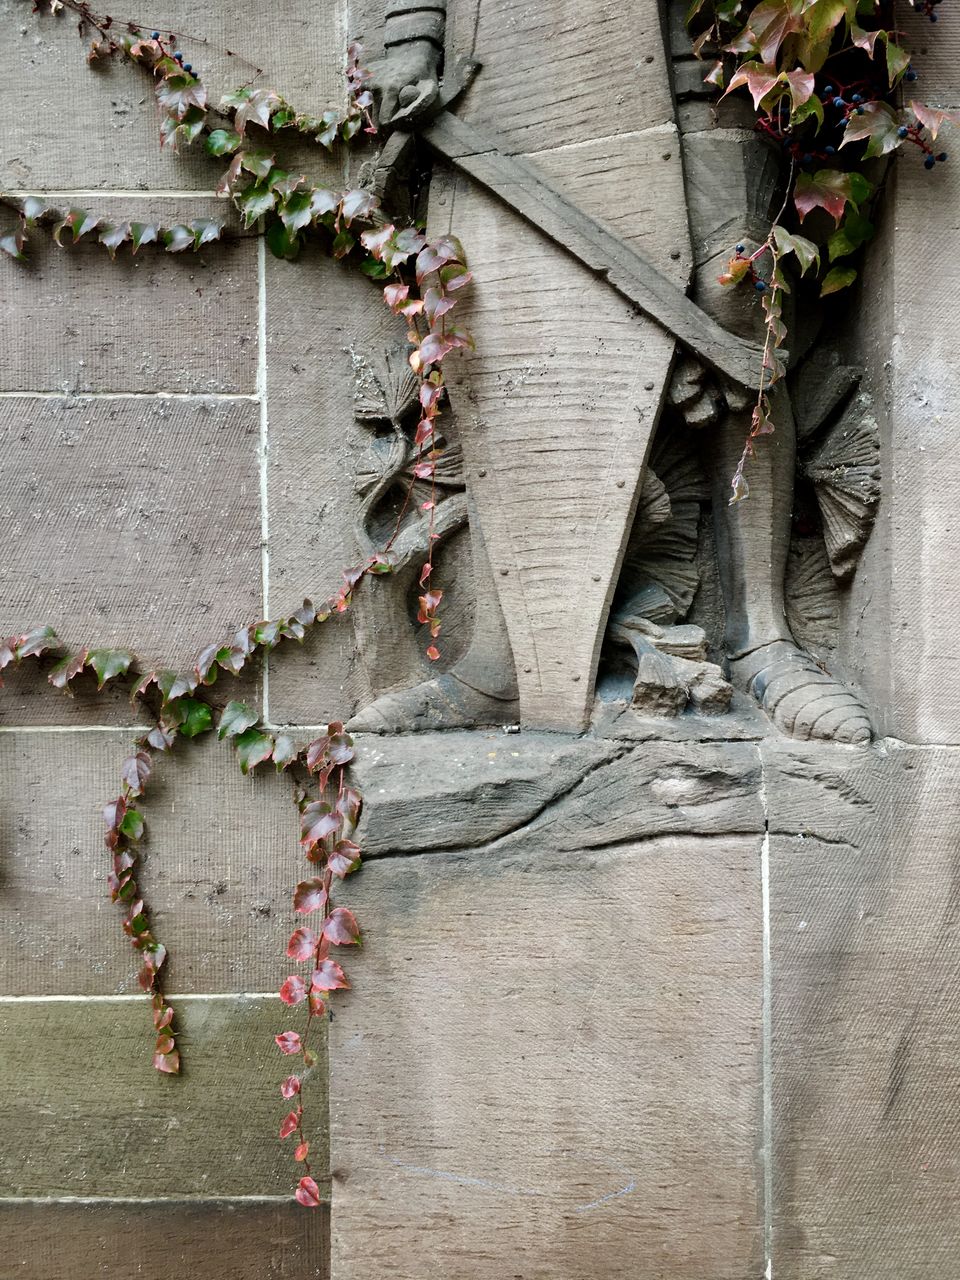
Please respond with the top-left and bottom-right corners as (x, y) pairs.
(691, 0), (959, 501)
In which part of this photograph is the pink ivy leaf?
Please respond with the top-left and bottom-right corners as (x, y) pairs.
(426, 644), (441, 661)
(153, 1049), (180, 1074)
(329, 839), (362, 878)
(275, 1031), (303, 1055)
(294, 1140), (310, 1162)
(300, 802), (340, 847)
(724, 62), (781, 111)
(910, 100), (960, 141)
(383, 283), (410, 312)
(279, 1109), (301, 1139)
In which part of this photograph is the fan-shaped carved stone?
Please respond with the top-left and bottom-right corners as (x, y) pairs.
(803, 393), (880, 581)
(351, 342), (420, 425)
(633, 468), (672, 541)
(648, 428), (711, 504)
(785, 537), (840, 656)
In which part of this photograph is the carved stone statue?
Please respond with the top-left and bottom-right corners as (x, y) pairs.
(352, 0), (875, 743)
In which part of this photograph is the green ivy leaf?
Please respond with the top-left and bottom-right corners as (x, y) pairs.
(279, 190), (315, 231)
(265, 218), (300, 260)
(48, 649), (89, 691)
(206, 128), (242, 156)
(88, 648), (134, 689)
(53, 208), (100, 245)
(272, 734), (299, 770)
(238, 183), (277, 228)
(820, 265), (857, 296)
(218, 699), (260, 739)
(130, 223), (159, 254)
(885, 38), (911, 85)
(332, 230), (355, 259)
(175, 697), (214, 738)
(240, 148), (275, 179)
(827, 210), (874, 261)
(163, 224), (196, 253)
(773, 226), (820, 275)
(190, 218), (223, 247)
(234, 727), (275, 774)
(98, 223), (131, 259)
(841, 101), (901, 158)
(119, 808), (145, 840)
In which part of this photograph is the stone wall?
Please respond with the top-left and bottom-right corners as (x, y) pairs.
(2, 2), (960, 1278)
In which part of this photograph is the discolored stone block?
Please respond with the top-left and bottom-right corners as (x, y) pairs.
(0, 200), (257, 395)
(0, 996), (328, 1197)
(765, 741), (960, 1279)
(0, 1199), (329, 1279)
(0, 396), (262, 672)
(328, 832), (764, 1279)
(0, 730), (301, 995)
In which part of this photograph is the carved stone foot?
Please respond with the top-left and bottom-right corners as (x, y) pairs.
(730, 640), (872, 744)
(346, 672), (519, 733)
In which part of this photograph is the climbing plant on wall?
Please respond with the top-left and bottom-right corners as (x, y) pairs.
(1, 0), (955, 1208)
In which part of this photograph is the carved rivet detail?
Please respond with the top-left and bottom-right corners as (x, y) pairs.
(643, 381), (655, 391)
(499, 568), (509, 576)
(477, 468), (487, 477)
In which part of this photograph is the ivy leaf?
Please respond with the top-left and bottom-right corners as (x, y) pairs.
(279, 190), (315, 231)
(206, 129), (241, 157)
(301, 801), (340, 847)
(98, 222), (131, 259)
(48, 648), (88, 691)
(174, 697), (213, 738)
(156, 73), (207, 120)
(147, 724), (177, 752)
(332, 230), (355, 258)
(53, 208), (100, 245)
(234, 727), (275, 774)
(885, 39), (911, 85)
(272, 734), (299, 770)
(234, 87), (281, 134)
(805, 0), (846, 44)
(850, 23), (882, 56)
(340, 189), (378, 225)
(820, 265), (857, 296)
(218, 699), (259, 739)
(287, 927), (318, 961)
(0, 229), (26, 261)
(323, 907), (361, 946)
(910, 101), (960, 141)
(773, 226), (820, 275)
(279, 1109), (300, 1138)
(275, 1030), (303, 1055)
(190, 218), (222, 248)
(793, 169), (866, 222)
(828, 209), (874, 261)
(238, 183), (277, 228)
(783, 69), (814, 109)
(293, 878), (328, 914)
(119, 807), (145, 840)
(309, 188), (340, 219)
(311, 959), (349, 991)
(841, 101), (901, 157)
(14, 625), (60, 660)
(239, 148), (275, 179)
(280, 1075), (301, 1099)
(130, 223), (159, 254)
(738, 0), (804, 64)
(87, 648), (133, 689)
(295, 1176), (322, 1208)
(328, 839), (362, 879)
(121, 750), (152, 796)
(279, 975), (307, 1006)
(163, 224), (196, 252)
(153, 1049), (180, 1074)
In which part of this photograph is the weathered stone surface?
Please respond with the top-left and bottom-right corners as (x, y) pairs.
(842, 156), (960, 743)
(0, 201), (256, 395)
(765, 741), (960, 1278)
(0, 1200), (328, 1279)
(0, 730), (298, 995)
(446, 0), (675, 152)
(263, 244), (396, 726)
(0, 397), (262, 670)
(0, 996), (327, 1197)
(0, 0), (347, 191)
(329, 836), (764, 1279)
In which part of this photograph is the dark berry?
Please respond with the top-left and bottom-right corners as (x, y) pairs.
(735, 243), (745, 253)
(856, 105), (865, 114)
(174, 51), (183, 61)
(905, 69), (918, 82)
(823, 84), (834, 94)
(938, 152), (948, 162)
(851, 93), (862, 103)
(151, 30), (159, 39)
(824, 145), (836, 155)
(184, 63), (192, 71)
(754, 280), (767, 292)
(833, 96), (845, 107)
(924, 154), (936, 169)
(897, 125), (909, 138)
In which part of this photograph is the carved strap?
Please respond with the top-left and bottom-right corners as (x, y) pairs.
(385, 0), (447, 49)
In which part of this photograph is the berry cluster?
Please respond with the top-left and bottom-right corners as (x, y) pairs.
(911, 0), (943, 22)
(149, 32), (194, 76)
(897, 120), (949, 167)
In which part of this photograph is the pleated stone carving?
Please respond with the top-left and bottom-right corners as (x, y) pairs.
(802, 392), (880, 582)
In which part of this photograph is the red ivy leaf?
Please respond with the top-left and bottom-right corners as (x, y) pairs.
(329, 840), (362, 878)
(311, 959), (350, 991)
(294, 1140), (310, 1162)
(275, 1030), (303, 1055)
(301, 802), (340, 847)
(280, 975), (307, 1006)
(279, 1109), (300, 1139)
(294, 878), (329, 914)
(295, 1175), (322, 1207)
(153, 1049), (180, 1074)
(281, 1075), (301, 1099)
(322, 907), (361, 946)
(287, 927), (319, 961)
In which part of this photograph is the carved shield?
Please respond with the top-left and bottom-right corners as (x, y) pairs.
(434, 0), (692, 730)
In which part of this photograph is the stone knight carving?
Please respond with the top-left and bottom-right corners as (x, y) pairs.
(351, 0), (877, 743)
